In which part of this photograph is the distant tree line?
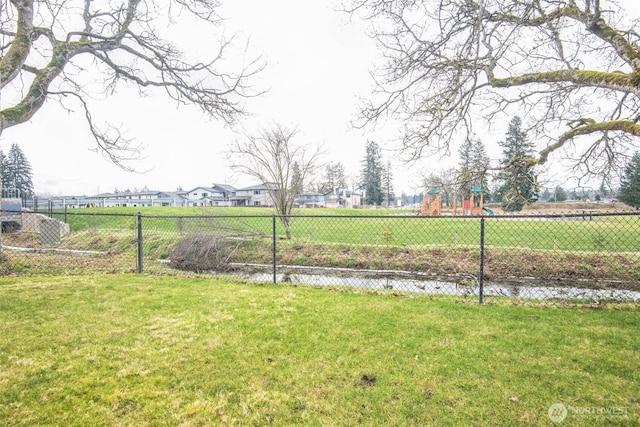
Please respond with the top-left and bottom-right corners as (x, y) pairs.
(419, 115), (639, 211)
(0, 144), (34, 202)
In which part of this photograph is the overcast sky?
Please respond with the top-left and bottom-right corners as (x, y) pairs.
(2, 0), (414, 196)
(1, 0), (636, 196)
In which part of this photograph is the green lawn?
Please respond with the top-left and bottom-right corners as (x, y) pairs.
(0, 275), (638, 425)
(49, 207), (640, 252)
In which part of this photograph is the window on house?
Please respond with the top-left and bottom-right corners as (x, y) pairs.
(254, 201), (260, 206)
(202, 193), (208, 197)
(254, 190), (260, 195)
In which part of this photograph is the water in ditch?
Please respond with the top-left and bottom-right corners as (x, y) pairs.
(232, 265), (640, 302)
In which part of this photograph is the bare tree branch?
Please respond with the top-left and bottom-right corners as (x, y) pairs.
(349, 0), (640, 179)
(0, 0), (264, 169)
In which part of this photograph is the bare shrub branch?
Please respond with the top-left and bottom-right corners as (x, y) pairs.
(169, 233), (240, 273)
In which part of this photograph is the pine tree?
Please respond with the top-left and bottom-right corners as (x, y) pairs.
(471, 139), (490, 200)
(317, 162), (347, 194)
(458, 138), (490, 202)
(358, 141), (383, 205)
(291, 162), (304, 196)
(381, 161), (395, 208)
(495, 116), (539, 211)
(0, 150), (7, 199)
(618, 152), (640, 209)
(457, 139), (474, 197)
(0, 149), (6, 193)
(4, 144), (34, 202)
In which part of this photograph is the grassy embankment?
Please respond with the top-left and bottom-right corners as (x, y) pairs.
(0, 274), (638, 426)
(1, 207), (639, 286)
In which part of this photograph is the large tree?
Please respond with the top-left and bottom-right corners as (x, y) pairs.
(495, 116), (539, 211)
(317, 161), (348, 194)
(0, 149), (6, 192)
(381, 160), (395, 208)
(618, 151), (640, 208)
(228, 124), (323, 239)
(0, 0), (262, 169)
(457, 138), (490, 200)
(2, 144), (33, 201)
(358, 140), (384, 205)
(349, 0), (640, 179)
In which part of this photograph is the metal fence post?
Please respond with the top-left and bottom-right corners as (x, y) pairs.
(137, 212), (143, 273)
(272, 215), (277, 284)
(479, 217), (485, 304)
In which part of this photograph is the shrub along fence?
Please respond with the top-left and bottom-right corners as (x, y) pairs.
(1, 209), (639, 304)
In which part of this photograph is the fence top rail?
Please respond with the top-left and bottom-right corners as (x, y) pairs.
(44, 211), (139, 218)
(483, 211), (640, 219)
(38, 210), (640, 220)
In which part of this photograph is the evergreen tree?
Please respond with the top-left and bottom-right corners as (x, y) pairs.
(540, 188), (552, 202)
(458, 138), (490, 202)
(0, 149), (6, 193)
(470, 139), (491, 200)
(551, 186), (568, 202)
(291, 162), (304, 196)
(618, 152), (640, 209)
(358, 141), (383, 205)
(381, 161), (395, 208)
(495, 116), (539, 211)
(317, 162), (347, 193)
(4, 144), (34, 201)
(599, 181), (611, 199)
(457, 139), (474, 197)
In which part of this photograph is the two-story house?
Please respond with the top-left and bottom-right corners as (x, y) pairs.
(232, 183), (276, 207)
(185, 184), (236, 207)
(294, 193), (325, 208)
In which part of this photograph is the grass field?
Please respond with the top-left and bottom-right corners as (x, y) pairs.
(47, 206), (640, 252)
(0, 275), (638, 425)
(3, 206), (639, 286)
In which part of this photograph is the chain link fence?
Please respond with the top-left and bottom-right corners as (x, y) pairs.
(1, 209), (639, 304)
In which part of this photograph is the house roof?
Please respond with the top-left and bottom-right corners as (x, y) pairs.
(296, 193), (324, 197)
(52, 183), (291, 200)
(213, 183), (237, 192)
(237, 183), (278, 191)
(185, 184), (237, 194)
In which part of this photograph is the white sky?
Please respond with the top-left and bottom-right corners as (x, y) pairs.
(1, 0), (417, 196)
(0, 0), (636, 196)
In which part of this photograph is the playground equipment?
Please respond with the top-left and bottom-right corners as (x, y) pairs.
(420, 186), (493, 216)
(462, 186), (484, 216)
(420, 189), (441, 215)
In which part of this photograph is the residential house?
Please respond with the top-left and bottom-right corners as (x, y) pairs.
(232, 183), (276, 207)
(93, 190), (187, 207)
(294, 193), (325, 208)
(28, 182), (364, 210)
(185, 184), (236, 207)
(323, 188), (362, 209)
